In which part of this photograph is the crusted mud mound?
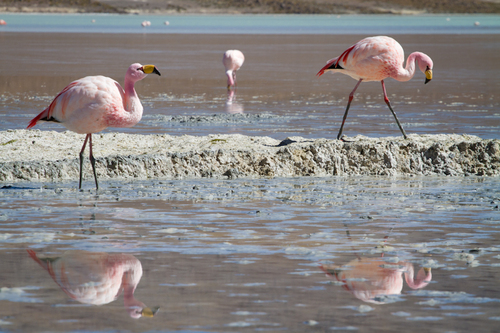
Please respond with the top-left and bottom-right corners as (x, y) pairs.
(0, 130), (499, 183)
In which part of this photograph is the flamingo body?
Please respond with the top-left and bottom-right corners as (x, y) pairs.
(27, 63), (161, 189)
(223, 50), (245, 90)
(317, 36), (433, 139)
(27, 249), (158, 318)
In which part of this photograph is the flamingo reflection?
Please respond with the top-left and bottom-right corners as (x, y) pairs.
(320, 228), (431, 304)
(225, 90), (244, 114)
(27, 249), (159, 318)
(321, 258), (431, 304)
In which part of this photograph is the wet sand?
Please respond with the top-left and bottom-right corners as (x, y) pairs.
(1, 130), (499, 184)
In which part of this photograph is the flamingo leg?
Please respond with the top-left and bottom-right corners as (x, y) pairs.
(78, 134), (90, 190)
(381, 80), (408, 139)
(233, 72), (237, 90)
(337, 79), (363, 140)
(88, 134), (99, 190)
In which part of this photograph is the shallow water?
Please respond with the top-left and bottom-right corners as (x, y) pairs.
(1, 14), (500, 333)
(1, 176), (500, 332)
(0, 33), (499, 139)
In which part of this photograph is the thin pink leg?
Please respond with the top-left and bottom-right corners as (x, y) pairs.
(78, 134), (90, 190)
(88, 134), (99, 190)
(337, 79), (363, 140)
(78, 134), (99, 190)
(381, 80), (408, 139)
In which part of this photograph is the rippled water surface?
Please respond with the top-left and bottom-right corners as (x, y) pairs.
(1, 177), (500, 332)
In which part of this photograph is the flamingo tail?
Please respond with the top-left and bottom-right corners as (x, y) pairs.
(317, 45), (355, 77)
(27, 108), (50, 129)
(316, 57), (344, 77)
(27, 81), (78, 129)
(27, 249), (48, 270)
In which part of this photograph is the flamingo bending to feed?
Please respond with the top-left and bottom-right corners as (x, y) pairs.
(27, 249), (159, 318)
(223, 50), (245, 90)
(317, 36), (433, 140)
(27, 63), (161, 190)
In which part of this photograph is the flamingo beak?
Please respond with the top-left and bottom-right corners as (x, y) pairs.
(425, 69), (432, 84)
(141, 306), (160, 318)
(141, 65), (161, 76)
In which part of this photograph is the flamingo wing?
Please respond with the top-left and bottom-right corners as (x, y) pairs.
(27, 76), (125, 134)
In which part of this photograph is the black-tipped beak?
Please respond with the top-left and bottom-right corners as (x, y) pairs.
(424, 69), (432, 84)
(152, 67), (161, 76)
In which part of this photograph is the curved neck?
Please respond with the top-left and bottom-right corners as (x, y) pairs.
(120, 256), (146, 318)
(393, 52), (422, 82)
(226, 70), (234, 86)
(108, 78), (143, 128)
(404, 264), (432, 289)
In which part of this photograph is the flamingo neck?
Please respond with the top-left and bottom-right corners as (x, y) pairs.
(112, 79), (143, 128)
(120, 257), (146, 318)
(226, 70), (234, 87)
(394, 52), (424, 82)
(404, 264), (432, 289)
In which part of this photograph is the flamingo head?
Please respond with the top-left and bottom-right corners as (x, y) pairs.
(126, 303), (160, 319)
(415, 53), (433, 84)
(127, 63), (161, 82)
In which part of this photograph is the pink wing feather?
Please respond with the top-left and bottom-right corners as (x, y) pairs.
(27, 81), (79, 129)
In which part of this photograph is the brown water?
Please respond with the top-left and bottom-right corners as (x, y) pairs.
(1, 177), (500, 332)
(0, 33), (499, 139)
(1, 31), (500, 333)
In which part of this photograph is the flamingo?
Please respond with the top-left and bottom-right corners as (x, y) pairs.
(321, 258), (432, 304)
(317, 36), (433, 140)
(222, 50), (245, 90)
(27, 249), (159, 318)
(27, 63), (161, 190)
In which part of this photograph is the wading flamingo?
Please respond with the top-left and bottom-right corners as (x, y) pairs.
(317, 36), (433, 140)
(27, 249), (159, 318)
(27, 63), (161, 190)
(223, 50), (245, 90)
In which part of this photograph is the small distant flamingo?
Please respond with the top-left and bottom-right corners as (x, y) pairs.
(223, 50), (245, 90)
(27, 249), (159, 318)
(27, 63), (161, 190)
(317, 36), (433, 140)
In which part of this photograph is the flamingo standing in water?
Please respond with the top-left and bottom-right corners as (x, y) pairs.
(223, 50), (245, 90)
(27, 249), (159, 318)
(317, 36), (433, 140)
(27, 63), (161, 190)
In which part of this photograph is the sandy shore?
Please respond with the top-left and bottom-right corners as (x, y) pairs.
(1, 130), (498, 183)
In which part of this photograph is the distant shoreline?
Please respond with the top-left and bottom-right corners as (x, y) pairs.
(1, 0), (499, 15)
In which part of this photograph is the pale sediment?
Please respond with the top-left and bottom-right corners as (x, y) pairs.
(0, 130), (499, 183)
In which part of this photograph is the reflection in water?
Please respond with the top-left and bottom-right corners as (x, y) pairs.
(321, 258), (431, 304)
(224, 90), (244, 114)
(27, 250), (159, 318)
(321, 228), (432, 304)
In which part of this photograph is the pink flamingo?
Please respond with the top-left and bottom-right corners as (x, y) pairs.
(27, 63), (161, 190)
(223, 50), (245, 90)
(321, 258), (432, 304)
(27, 249), (159, 318)
(317, 36), (433, 140)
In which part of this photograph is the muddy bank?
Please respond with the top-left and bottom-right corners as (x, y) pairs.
(1, 130), (499, 183)
(1, 0), (499, 14)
